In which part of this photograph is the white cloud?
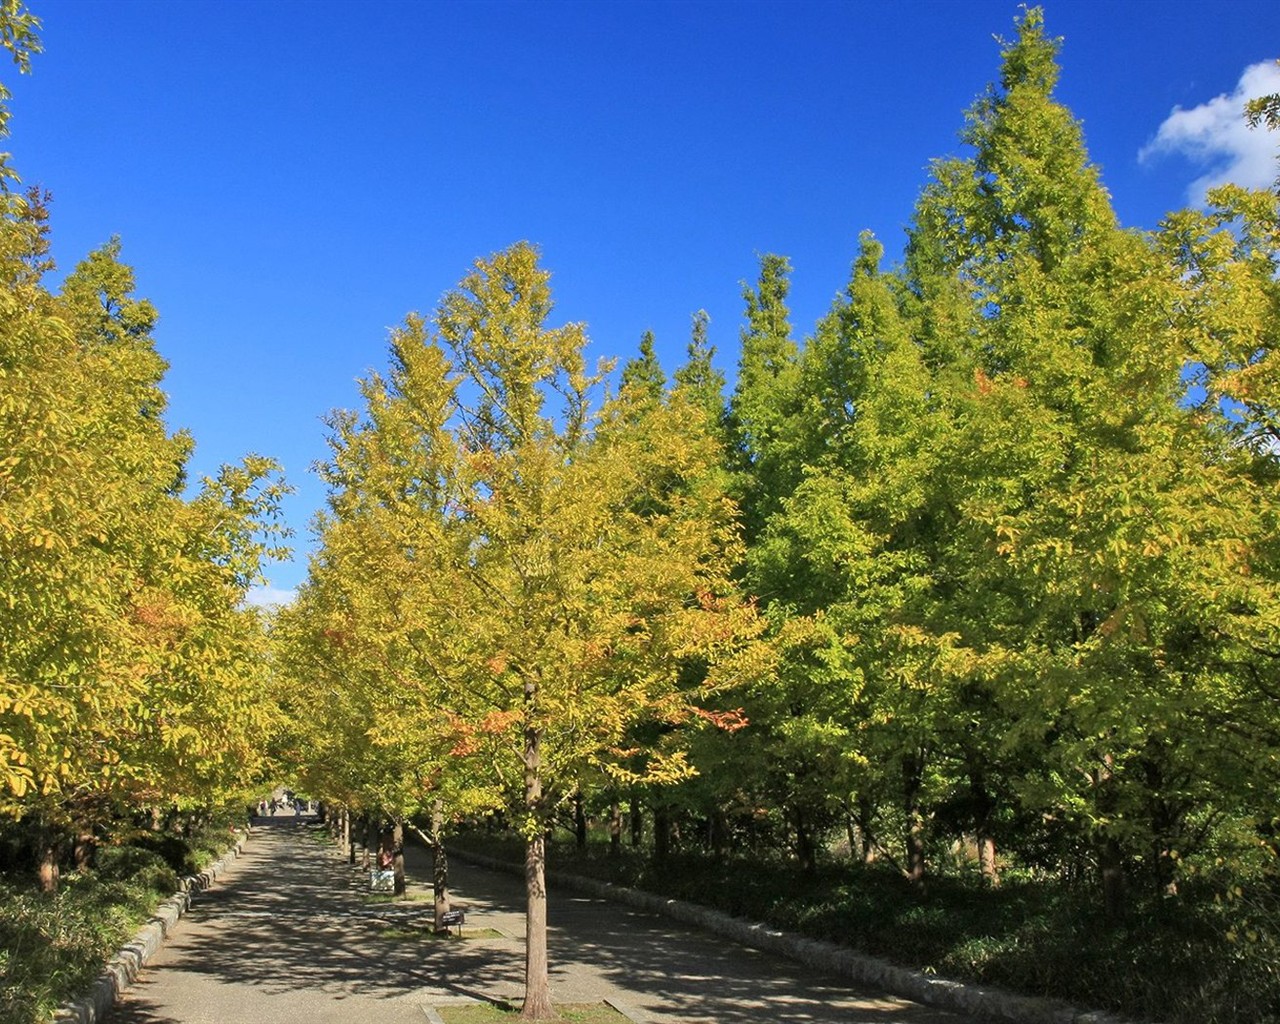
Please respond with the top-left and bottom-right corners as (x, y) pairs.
(245, 585), (297, 609)
(1140, 60), (1280, 203)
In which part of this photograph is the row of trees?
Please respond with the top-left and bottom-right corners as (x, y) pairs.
(278, 10), (1280, 1018)
(4, 0), (1275, 1017)
(713, 18), (1280, 910)
(0, 2), (287, 890)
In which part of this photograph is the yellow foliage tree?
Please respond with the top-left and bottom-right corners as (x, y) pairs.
(285, 243), (760, 1020)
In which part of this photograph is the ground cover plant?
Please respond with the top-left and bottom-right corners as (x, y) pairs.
(449, 828), (1279, 1024)
(0, 808), (246, 1024)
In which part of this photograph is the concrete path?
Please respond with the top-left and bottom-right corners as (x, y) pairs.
(108, 815), (977, 1023)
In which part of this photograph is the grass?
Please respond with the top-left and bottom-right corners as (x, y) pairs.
(365, 889), (434, 904)
(438, 1002), (629, 1023)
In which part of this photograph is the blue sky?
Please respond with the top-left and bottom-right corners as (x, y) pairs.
(6, 0), (1279, 599)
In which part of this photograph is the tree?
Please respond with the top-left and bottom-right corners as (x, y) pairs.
(894, 6), (1280, 909)
(0, 10), (287, 883)
(728, 254), (801, 546)
(285, 244), (756, 1019)
(672, 308), (727, 432)
(619, 329), (666, 403)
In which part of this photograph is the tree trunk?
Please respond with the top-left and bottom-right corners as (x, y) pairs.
(1094, 754), (1126, 919)
(37, 834), (60, 894)
(392, 820), (406, 897)
(431, 800), (451, 932)
(710, 806), (728, 862)
(978, 835), (999, 885)
(574, 789), (587, 851)
(521, 713), (554, 1021)
(653, 804), (670, 864)
(969, 770), (999, 886)
(629, 792), (642, 847)
(73, 829), (95, 873)
(609, 794), (621, 859)
(903, 753), (926, 887)
(1100, 834), (1126, 920)
(856, 794), (877, 865)
(793, 805), (816, 875)
(363, 816), (375, 872)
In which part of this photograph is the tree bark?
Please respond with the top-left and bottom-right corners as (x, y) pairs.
(793, 805), (816, 875)
(363, 816), (375, 872)
(1094, 754), (1126, 919)
(574, 789), (587, 851)
(609, 794), (621, 859)
(856, 794), (878, 865)
(1099, 834), (1126, 920)
(392, 819), (406, 897)
(37, 839), (60, 894)
(710, 806), (728, 862)
(978, 835), (998, 885)
(431, 799), (451, 932)
(629, 792), (642, 847)
(653, 804), (670, 864)
(73, 829), (95, 873)
(521, 713), (554, 1020)
(903, 753), (926, 887)
(969, 771), (999, 886)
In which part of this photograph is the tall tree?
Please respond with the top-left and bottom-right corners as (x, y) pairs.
(619, 329), (666, 403)
(286, 244), (755, 1020)
(672, 309), (727, 432)
(728, 254), (800, 546)
(895, 6), (1280, 908)
(0, 10), (287, 881)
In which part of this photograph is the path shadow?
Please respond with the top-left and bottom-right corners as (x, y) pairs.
(108, 821), (981, 1023)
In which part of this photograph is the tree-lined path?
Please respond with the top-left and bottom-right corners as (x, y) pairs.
(107, 822), (970, 1024)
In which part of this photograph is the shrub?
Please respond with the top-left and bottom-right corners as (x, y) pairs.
(94, 845), (179, 895)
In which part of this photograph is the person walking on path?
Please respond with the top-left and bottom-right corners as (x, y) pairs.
(107, 816), (973, 1023)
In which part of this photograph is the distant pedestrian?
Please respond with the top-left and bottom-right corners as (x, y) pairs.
(371, 844), (395, 891)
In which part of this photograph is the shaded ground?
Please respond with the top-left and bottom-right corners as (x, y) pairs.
(107, 813), (977, 1023)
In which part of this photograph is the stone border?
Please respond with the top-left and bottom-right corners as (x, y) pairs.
(52, 829), (251, 1024)
(447, 846), (1148, 1024)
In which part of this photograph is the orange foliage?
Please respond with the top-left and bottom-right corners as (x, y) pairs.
(691, 706), (749, 732)
(479, 709), (520, 734)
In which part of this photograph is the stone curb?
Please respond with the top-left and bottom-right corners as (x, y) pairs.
(447, 846), (1147, 1024)
(52, 829), (251, 1024)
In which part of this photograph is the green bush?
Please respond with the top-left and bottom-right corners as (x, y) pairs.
(94, 845), (179, 895)
(0, 879), (137, 1024)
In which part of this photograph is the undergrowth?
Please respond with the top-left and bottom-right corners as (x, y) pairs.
(0, 814), (244, 1024)
(451, 832), (1279, 1024)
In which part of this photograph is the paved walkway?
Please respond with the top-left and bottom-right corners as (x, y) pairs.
(108, 815), (977, 1023)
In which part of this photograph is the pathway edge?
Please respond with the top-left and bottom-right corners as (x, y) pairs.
(447, 845), (1147, 1024)
(51, 829), (251, 1024)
